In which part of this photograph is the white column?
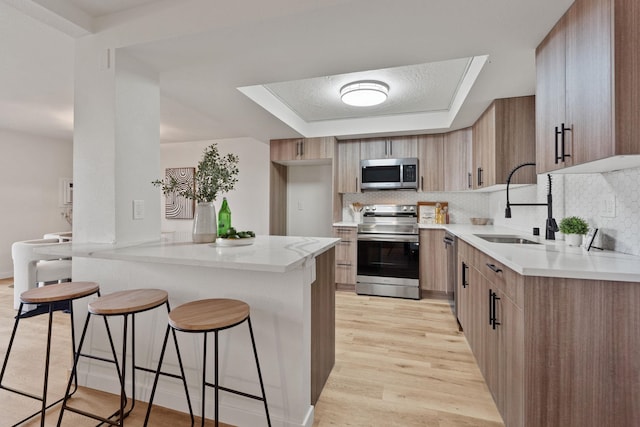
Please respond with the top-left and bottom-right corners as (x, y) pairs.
(73, 38), (160, 244)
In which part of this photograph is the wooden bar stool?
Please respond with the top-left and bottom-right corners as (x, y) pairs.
(144, 298), (271, 427)
(0, 281), (100, 427)
(57, 288), (192, 426)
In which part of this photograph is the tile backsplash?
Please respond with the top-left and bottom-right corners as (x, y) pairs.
(342, 166), (640, 256)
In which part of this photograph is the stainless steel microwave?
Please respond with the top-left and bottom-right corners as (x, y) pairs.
(360, 158), (419, 190)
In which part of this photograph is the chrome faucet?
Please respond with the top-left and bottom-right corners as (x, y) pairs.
(504, 162), (558, 240)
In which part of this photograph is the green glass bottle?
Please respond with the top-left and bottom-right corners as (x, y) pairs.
(217, 197), (231, 236)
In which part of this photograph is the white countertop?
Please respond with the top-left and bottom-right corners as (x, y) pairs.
(337, 220), (640, 281)
(36, 234), (339, 273)
(424, 224), (640, 282)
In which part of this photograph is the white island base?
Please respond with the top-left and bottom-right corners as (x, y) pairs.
(61, 236), (337, 427)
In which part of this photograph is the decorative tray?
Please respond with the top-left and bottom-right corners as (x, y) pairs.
(213, 237), (255, 247)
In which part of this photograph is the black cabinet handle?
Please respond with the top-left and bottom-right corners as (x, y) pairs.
(468, 172), (472, 189)
(486, 263), (502, 273)
(489, 289), (501, 330)
(555, 124), (572, 164)
(560, 123), (571, 162)
(477, 167), (483, 187)
(461, 262), (468, 288)
(300, 140), (304, 157)
(554, 126), (561, 164)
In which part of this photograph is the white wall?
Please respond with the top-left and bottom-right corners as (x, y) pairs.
(159, 138), (270, 236)
(0, 129), (73, 278)
(286, 164), (333, 237)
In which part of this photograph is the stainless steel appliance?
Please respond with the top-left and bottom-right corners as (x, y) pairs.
(443, 231), (459, 327)
(356, 204), (420, 299)
(360, 158), (419, 191)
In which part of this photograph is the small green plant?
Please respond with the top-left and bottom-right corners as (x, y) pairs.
(153, 143), (239, 203)
(559, 216), (589, 235)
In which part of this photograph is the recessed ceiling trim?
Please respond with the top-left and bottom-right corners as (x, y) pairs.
(239, 55), (488, 138)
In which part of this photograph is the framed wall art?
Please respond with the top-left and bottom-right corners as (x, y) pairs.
(164, 167), (195, 219)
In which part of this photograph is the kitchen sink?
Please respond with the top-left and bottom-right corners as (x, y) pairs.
(474, 234), (541, 245)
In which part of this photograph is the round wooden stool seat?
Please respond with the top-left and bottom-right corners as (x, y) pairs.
(20, 281), (100, 304)
(169, 298), (250, 332)
(89, 289), (168, 316)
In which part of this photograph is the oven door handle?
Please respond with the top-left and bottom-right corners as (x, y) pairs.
(357, 234), (419, 243)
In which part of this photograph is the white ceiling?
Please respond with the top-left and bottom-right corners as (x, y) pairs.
(0, 0), (575, 143)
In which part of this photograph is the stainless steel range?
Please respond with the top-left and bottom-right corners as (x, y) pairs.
(356, 204), (420, 299)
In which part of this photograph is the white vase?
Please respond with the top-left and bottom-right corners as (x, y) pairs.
(564, 233), (583, 247)
(192, 201), (217, 243)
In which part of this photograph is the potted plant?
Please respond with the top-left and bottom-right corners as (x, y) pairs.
(154, 143), (239, 243)
(558, 216), (589, 246)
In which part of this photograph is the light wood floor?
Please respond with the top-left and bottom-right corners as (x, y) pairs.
(0, 278), (502, 426)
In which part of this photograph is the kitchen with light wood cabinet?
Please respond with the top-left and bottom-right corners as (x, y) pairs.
(536, 0), (640, 174)
(472, 96), (536, 189)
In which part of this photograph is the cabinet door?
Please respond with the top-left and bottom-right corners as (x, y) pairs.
(472, 103), (496, 188)
(333, 226), (357, 286)
(536, 18), (569, 173)
(467, 266), (490, 372)
(443, 128), (472, 191)
(388, 136), (418, 158)
(360, 136), (418, 159)
(418, 229), (447, 293)
(270, 138), (301, 162)
(337, 140), (360, 193)
(565, 0), (614, 165)
(417, 135), (444, 191)
(496, 290), (524, 427)
(359, 138), (387, 160)
(300, 137), (334, 160)
(456, 242), (471, 329)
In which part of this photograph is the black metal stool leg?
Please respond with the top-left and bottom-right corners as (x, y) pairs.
(247, 316), (271, 427)
(215, 330), (219, 427)
(39, 303), (55, 427)
(143, 324), (170, 426)
(57, 312), (93, 427)
(202, 332), (208, 427)
(0, 303), (24, 385)
(144, 302), (195, 427)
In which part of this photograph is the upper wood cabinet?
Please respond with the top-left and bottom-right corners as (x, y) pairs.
(417, 135), (444, 192)
(359, 136), (418, 160)
(337, 139), (361, 193)
(443, 128), (472, 191)
(472, 96), (536, 189)
(536, 0), (640, 173)
(270, 137), (335, 163)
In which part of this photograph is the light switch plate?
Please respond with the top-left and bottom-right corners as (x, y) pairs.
(133, 200), (145, 220)
(601, 195), (616, 217)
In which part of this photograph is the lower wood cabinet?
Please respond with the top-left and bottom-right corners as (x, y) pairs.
(333, 226), (357, 288)
(418, 229), (448, 293)
(457, 240), (638, 426)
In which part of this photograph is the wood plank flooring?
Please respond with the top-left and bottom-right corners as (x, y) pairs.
(313, 292), (503, 426)
(0, 278), (502, 426)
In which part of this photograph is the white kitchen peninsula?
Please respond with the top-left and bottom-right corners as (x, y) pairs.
(43, 234), (338, 427)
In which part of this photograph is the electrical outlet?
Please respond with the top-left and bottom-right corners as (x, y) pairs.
(298, 201), (304, 211)
(133, 200), (145, 220)
(601, 195), (616, 217)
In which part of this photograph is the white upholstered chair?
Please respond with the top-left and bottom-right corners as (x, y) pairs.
(11, 238), (72, 311)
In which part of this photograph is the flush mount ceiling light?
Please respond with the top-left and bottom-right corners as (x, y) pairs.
(340, 80), (389, 107)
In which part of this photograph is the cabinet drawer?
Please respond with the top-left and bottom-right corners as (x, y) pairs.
(477, 254), (522, 308)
